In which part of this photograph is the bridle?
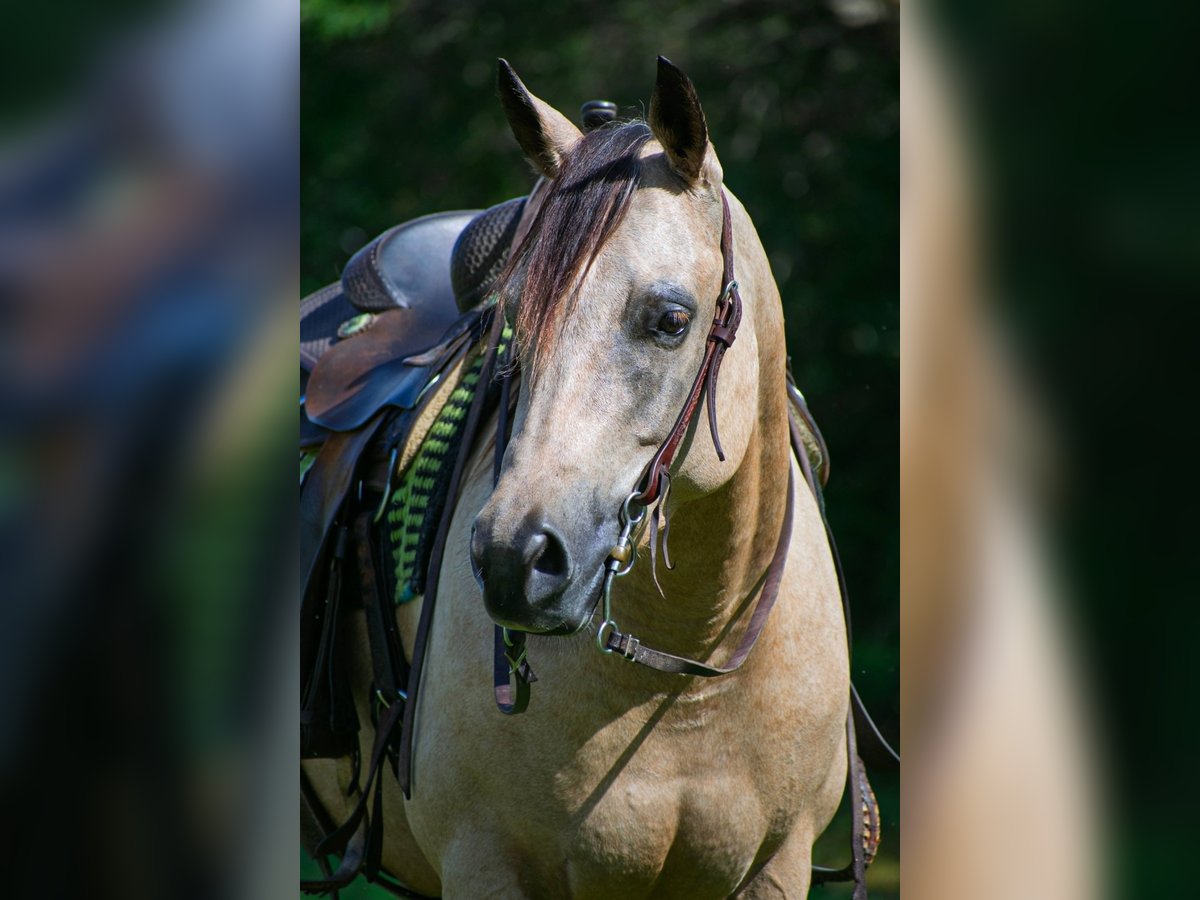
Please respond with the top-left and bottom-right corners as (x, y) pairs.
(493, 190), (797, 707)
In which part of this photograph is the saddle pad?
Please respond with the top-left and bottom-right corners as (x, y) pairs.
(384, 323), (513, 604)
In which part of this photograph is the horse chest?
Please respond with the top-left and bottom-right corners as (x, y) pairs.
(528, 698), (787, 896)
(412, 676), (792, 896)
(561, 763), (770, 896)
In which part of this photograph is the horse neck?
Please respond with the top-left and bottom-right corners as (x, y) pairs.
(611, 208), (793, 662)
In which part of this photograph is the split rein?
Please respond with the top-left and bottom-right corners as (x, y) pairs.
(494, 190), (797, 709)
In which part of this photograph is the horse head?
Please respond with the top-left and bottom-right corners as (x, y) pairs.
(471, 58), (784, 636)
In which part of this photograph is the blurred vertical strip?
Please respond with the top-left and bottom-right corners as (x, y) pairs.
(0, 1), (297, 898)
(906, 0), (1200, 895)
(902, 10), (1105, 897)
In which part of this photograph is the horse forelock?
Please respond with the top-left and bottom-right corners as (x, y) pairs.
(497, 121), (654, 375)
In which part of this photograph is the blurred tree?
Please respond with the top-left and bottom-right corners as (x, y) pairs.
(302, 1), (897, 895)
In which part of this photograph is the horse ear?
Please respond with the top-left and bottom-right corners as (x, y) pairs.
(649, 56), (717, 185)
(497, 59), (583, 179)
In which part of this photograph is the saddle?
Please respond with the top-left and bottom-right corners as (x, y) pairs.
(300, 195), (523, 742)
(301, 200), (525, 434)
(299, 195), (893, 899)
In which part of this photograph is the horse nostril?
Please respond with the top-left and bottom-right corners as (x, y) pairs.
(528, 526), (569, 578)
(520, 522), (571, 604)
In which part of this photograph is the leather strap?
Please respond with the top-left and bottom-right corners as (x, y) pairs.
(301, 757), (436, 899)
(303, 701), (403, 893)
(301, 766), (342, 898)
(811, 709), (877, 898)
(489, 341), (536, 714)
(492, 625), (532, 714)
(632, 192), (742, 507)
(300, 520), (361, 759)
(791, 405), (899, 770)
(354, 513), (409, 765)
(853, 682), (900, 770)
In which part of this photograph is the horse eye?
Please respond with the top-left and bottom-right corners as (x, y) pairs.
(656, 309), (691, 336)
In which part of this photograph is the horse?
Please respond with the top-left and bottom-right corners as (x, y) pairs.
(303, 57), (861, 898)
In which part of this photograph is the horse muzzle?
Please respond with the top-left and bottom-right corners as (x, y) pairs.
(470, 510), (591, 634)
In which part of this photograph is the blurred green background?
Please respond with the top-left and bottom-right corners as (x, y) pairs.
(301, 0), (898, 895)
